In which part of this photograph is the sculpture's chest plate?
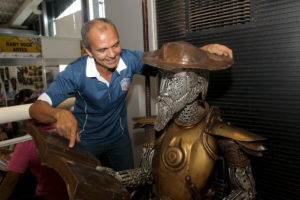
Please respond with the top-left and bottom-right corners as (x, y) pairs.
(153, 121), (217, 200)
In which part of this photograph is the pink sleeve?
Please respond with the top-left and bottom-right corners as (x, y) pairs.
(7, 141), (34, 173)
(38, 123), (56, 131)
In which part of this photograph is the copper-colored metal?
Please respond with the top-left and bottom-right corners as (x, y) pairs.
(133, 116), (156, 143)
(152, 105), (265, 199)
(27, 125), (130, 200)
(132, 116), (156, 127)
(142, 0), (149, 53)
(141, 41), (233, 71)
(218, 139), (251, 168)
(210, 121), (266, 142)
(142, 0), (151, 117)
(153, 117), (218, 200)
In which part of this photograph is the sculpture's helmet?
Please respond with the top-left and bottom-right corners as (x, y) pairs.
(141, 41), (233, 131)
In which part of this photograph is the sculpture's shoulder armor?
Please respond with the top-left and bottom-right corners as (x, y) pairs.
(209, 121), (265, 142)
(205, 106), (266, 156)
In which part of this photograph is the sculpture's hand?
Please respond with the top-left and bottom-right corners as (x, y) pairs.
(116, 168), (151, 187)
(200, 44), (233, 59)
(95, 165), (121, 180)
(223, 167), (256, 200)
(55, 109), (80, 148)
(116, 170), (134, 183)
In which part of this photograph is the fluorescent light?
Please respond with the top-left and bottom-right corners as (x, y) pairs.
(56, 0), (81, 20)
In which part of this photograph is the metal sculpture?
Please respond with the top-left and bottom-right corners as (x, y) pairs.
(116, 41), (265, 200)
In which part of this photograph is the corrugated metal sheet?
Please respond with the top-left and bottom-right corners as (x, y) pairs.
(156, 0), (300, 199)
(188, 0), (251, 31)
(156, 0), (187, 47)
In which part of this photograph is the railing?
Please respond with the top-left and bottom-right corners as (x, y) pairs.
(0, 97), (75, 147)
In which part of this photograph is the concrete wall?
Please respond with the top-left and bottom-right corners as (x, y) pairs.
(55, 11), (82, 38)
(105, 0), (157, 167)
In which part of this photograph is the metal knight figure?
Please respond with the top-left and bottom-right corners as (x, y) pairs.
(107, 41), (266, 200)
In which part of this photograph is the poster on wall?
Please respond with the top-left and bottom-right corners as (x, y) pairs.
(0, 36), (41, 58)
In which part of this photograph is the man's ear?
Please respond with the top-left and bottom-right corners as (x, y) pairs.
(83, 45), (93, 57)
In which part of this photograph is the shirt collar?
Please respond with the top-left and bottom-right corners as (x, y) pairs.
(86, 56), (127, 78)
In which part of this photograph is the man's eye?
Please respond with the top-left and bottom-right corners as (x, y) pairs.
(98, 49), (106, 53)
(113, 43), (119, 48)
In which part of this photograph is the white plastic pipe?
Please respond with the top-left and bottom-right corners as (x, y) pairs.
(0, 97), (75, 124)
(0, 98), (75, 147)
(0, 104), (32, 124)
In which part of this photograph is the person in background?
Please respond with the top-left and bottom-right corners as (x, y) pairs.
(0, 98), (68, 200)
(29, 18), (233, 171)
(14, 89), (36, 105)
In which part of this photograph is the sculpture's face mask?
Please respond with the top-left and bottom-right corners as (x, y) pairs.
(155, 70), (209, 131)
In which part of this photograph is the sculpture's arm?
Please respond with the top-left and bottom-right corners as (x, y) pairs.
(115, 145), (155, 188)
(217, 139), (257, 200)
(206, 107), (266, 200)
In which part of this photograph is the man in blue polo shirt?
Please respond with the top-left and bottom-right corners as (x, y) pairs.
(29, 18), (233, 171)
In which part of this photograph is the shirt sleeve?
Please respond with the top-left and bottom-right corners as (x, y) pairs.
(38, 92), (52, 106)
(44, 64), (78, 107)
(7, 141), (34, 173)
(129, 50), (145, 74)
(128, 49), (157, 76)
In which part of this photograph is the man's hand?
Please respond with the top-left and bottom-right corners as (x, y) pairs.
(55, 109), (80, 148)
(200, 44), (233, 59)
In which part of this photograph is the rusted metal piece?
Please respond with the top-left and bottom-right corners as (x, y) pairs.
(141, 41), (233, 71)
(132, 116), (156, 128)
(27, 125), (130, 200)
(142, 0), (149, 53)
(142, 0), (151, 117)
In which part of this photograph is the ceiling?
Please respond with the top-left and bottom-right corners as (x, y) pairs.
(0, 0), (43, 31)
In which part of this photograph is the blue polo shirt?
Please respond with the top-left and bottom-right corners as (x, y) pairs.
(40, 49), (145, 145)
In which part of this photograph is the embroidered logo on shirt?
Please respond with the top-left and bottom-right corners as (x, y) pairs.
(120, 78), (131, 91)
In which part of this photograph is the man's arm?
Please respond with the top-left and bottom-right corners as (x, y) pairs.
(29, 100), (80, 148)
(0, 171), (20, 200)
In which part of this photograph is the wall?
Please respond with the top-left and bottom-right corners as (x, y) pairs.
(55, 11), (82, 38)
(105, 0), (158, 167)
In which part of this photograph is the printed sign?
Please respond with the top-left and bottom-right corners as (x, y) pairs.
(0, 36), (41, 58)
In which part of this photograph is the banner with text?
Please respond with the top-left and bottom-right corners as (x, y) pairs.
(0, 36), (41, 58)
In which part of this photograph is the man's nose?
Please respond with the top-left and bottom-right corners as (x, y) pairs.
(107, 48), (116, 58)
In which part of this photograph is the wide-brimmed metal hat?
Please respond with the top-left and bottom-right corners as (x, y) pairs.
(141, 41), (233, 71)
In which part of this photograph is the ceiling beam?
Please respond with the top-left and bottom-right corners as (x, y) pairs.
(9, 0), (43, 26)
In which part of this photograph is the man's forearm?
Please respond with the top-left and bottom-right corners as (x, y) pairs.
(29, 100), (80, 148)
(29, 100), (60, 124)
